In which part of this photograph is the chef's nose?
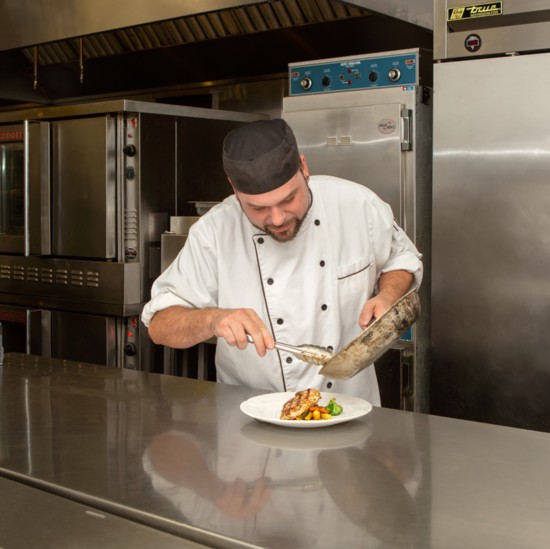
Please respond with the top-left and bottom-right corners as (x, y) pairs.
(268, 206), (286, 226)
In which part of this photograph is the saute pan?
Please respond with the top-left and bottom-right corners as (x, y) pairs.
(318, 288), (421, 381)
(247, 289), (420, 380)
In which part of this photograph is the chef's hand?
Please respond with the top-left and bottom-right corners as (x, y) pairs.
(359, 294), (394, 329)
(359, 270), (414, 329)
(210, 308), (274, 356)
(215, 477), (272, 518)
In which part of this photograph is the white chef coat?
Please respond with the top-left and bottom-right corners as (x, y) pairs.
(142, 176), (423, 404)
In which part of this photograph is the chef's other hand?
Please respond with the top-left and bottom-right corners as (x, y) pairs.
(211, 308), (274, 355)
(358, 294), (394, 330)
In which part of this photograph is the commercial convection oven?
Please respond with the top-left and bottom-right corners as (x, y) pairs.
(0, 100), (262, 370)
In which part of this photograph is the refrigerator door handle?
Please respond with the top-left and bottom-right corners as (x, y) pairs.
(24, 120), (51, 256)
(26, 309), (52, 357)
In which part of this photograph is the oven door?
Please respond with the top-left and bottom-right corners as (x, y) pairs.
(0, 116), (117, 259)
(0, 122), (50, 256)
(51, 117), (116, 259)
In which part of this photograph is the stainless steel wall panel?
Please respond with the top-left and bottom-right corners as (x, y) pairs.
(431, 54), (550, 431)
(346, 0), (433, 29)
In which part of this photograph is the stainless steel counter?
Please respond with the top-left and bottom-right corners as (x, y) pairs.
(1, 353), (550, 548)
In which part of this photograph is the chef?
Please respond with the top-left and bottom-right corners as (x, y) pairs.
(141, 118), (422, 403)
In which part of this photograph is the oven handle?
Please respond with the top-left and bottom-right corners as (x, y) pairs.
(24, 120), (51, 256)
(24, 120), (30, 255)
(26, 309), (52, 357)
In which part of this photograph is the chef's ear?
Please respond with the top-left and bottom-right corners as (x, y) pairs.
(300, 155), (310, 179)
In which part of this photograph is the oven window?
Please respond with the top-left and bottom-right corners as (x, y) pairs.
(0, 143), (24, 236)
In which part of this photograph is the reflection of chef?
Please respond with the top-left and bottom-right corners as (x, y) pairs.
(319, 435), (422, 548)
(365, 434), (422, 497)
(145, 431), (272, 519)
(142, 384), (423, 547)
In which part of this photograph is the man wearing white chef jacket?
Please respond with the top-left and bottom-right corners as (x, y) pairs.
(141, 118), (422, 404)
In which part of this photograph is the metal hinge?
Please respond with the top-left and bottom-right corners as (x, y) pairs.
(401, 108), (413, 151)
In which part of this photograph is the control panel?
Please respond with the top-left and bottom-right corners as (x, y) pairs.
(123, 114), (139, 262)
(289, 51), (419, 96)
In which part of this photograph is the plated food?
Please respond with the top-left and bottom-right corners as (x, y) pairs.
(280, 388), (343, 421)
(240, 391), (372, 429)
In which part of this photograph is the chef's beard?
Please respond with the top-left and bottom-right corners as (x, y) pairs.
(251, 187), (312, 243)
(264, 216), (304, 242)
(237, 174), (313, 242)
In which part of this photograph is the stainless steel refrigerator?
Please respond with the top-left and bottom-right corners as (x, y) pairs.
(283, 48), (433, 412)
(432, 0), (550, 431)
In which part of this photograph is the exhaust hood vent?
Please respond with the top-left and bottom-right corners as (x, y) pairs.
(20, 0), (372, 68)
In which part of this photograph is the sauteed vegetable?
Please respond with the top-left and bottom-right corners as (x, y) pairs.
(298, 398), (344, 420)
(326, 398), (343, 417)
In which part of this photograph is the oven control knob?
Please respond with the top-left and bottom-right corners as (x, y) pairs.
(123, 144), (136, 156)
(300, 77), (312, 90)
(125, 166), (135, 180)
(388, 68), (401, 82)
(124, 343), (137, 356)
(125, 247), (137, 260)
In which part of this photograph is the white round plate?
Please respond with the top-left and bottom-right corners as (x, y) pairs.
(239, 392), (372, 429)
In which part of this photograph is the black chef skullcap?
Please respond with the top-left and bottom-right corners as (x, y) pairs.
(222, 118), (301, 195)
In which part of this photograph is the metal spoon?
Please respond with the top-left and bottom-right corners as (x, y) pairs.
(246, 334), (333, 365)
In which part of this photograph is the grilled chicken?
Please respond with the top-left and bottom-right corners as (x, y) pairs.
(280, 388), (321, 420)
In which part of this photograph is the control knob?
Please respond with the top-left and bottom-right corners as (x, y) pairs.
(368, 71), (379, 83)
(124, 343), (137, 356)
(123, 144), (136, 156)
(125, 166), (136, 180)
(300, 77), (313, 90)
(388, 68), (401, 82)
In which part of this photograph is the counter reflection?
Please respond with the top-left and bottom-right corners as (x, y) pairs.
(0, 355), (430, 548)
(144, 376), (428, 548)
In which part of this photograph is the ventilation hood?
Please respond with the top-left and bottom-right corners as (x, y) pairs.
(0, 0), (433, 107)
